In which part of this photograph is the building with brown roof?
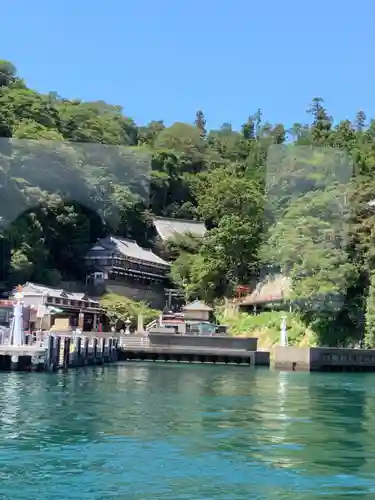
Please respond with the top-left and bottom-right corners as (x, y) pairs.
(239, 274), (291, 312)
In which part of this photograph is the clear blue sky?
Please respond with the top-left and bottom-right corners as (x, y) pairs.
(3, 0), (375, 130)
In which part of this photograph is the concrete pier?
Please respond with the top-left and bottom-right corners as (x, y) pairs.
(0, 331), (269, 371)
(118, 347), (270, 366)
(118, 334), (270, 367)
(274, 346), (375, 372)
(0, 345), (46, 371)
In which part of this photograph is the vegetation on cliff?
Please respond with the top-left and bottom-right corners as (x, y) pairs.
(2, 59), (375, 346)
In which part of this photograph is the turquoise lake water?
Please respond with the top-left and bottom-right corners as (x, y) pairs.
(0, 364), (375, 499)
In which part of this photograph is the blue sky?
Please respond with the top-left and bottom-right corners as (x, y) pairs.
(3, 0), (374, 130)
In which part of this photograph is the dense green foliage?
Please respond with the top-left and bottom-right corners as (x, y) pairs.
(216, 310), (317, 348)
(2, 60), (375, 345)
(100, 292), (159, 329)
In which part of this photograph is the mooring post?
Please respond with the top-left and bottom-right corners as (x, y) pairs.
(113, 338), (118, 361)
(100, 338), (106, 363)
(108, 338), (113, 361)
(55, 335), (61, 369)
(63, 336), (70, 369)
(75, 336), (82, 366)
(92, 337), (98, 363)
(46, 334), (54, 371)
(112, 337), (117, 361)
(83, 337), (89, 365)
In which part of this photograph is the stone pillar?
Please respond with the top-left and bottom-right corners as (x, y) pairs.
(78, 312), (84, 330)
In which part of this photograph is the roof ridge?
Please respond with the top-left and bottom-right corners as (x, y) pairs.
(154, 216), (205, 225)
(25, 282), (63, 292)
(110, 236), (137, 244)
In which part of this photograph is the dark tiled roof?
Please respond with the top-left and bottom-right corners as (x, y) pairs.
(90, 236), (170, 267)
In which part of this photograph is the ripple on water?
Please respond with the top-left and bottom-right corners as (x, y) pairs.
(0, 367), (375, 499)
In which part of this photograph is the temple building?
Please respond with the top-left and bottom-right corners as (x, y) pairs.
(84, 236), (171, 308)
(84, 220), (207, 309)
(9, 283), (102, 331)
(238, 274), (291, 313)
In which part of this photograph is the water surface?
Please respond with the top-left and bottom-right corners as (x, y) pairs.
(0, 364), (374, 499)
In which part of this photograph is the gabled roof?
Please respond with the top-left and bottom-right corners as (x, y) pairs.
(240, 274), (291, 306)
(153, 217), (206, 241)
(183, 300), (213, 312)
(88, 236), (170, 267)
(20, 283), (99, 304)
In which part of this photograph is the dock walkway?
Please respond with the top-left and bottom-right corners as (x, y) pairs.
(119, 333), (270, 367)
(0, 333), (271, 371)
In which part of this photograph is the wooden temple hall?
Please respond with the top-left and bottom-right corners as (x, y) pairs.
(84, 218), (207, 308)
(84, 236), (170, 287)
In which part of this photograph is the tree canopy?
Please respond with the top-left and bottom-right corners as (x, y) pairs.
(2, 60), (375, 346)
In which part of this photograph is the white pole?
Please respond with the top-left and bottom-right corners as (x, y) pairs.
(9, 287), (25, 346)
(280, 315), (288, 347)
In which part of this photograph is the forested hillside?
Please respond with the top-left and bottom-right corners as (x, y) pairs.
(2, 59), (375, 346)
